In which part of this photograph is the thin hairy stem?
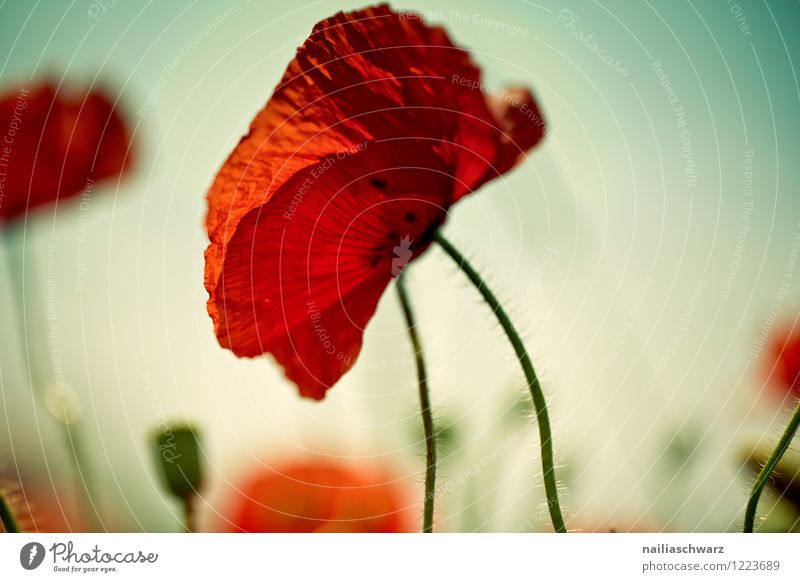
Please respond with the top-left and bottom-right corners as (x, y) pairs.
(744, 400), (800, 532)
(396, 272), (436, 532)
(434, 231), (566, 533)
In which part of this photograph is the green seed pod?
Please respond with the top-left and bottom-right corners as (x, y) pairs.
(152, 424), (203, 501)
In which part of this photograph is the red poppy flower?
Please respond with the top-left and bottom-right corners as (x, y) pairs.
(767, 326), (800, 399)
(0, 83), (132, 221)
(224, 459), (414, 532)
(205, 4), (546, 399)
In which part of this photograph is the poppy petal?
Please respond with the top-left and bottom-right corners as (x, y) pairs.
(227, 460), (412, 532)
(0, 84), (132, 221)
(205, 5), (546, 398)
(213, 140), (448, 399)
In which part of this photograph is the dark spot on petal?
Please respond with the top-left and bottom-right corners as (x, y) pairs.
(370, 255), (382, 267)
(404, 212), (417, 223)
(387, 230), (399, 241)
(370, 178), (387, 190)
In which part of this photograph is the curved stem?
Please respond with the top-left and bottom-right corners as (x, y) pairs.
(396, 272), (436, 533)
(0, 493), (22, 533)
(434, 231), (566, 533)
(744, 400), (800, 532)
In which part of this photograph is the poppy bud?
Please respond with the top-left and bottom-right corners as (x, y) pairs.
(152, 424), (203, 501)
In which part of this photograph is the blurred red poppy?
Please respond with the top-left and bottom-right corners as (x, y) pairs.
(204, 4), (546, 399)
(0, 83), (132, 221)
(767, 326), (800, 399)
(224, 460), (414, 532)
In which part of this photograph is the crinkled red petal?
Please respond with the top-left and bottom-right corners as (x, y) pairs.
(205, 4), (546, 398)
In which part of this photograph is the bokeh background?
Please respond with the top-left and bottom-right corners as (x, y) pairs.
(1, 0), (799, 532)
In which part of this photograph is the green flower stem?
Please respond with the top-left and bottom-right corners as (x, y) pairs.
(2, 224), (100, 530)
(744, 400), (800, 532)
(2, 224), (39, 389)
(433, 231), (566, 533)
(64, 422), (102, 531)
(0, 493), (22, 533)
(396, 272), (436, 533)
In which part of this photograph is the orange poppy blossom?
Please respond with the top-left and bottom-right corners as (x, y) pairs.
(223, 459), (414, 532)
(0, 83), (132, 221)
(204, 4), (545, 399)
